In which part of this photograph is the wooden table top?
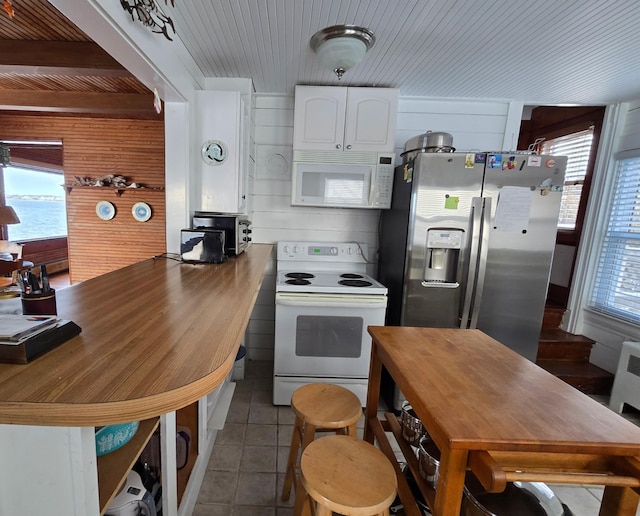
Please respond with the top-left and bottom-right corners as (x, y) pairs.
(0, 244), (273, 427)
(368, 326), (640, 457)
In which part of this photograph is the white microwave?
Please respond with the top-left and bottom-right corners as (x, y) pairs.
(292, 151), (395, 209)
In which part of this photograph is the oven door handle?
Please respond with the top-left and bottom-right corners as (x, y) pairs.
(276, 294), (387, 309)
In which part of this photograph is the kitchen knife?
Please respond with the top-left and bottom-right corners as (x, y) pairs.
(27, 271), (41, 294)
(40, 265), (50, 293)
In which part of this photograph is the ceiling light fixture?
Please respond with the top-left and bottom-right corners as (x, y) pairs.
(310, 25), (375, 80)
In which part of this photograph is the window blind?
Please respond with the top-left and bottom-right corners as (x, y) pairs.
(541, 128), (594, 229)
(590, 157), (640, 324)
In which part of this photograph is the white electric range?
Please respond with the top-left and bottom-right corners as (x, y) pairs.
(273, 241), (388, 406)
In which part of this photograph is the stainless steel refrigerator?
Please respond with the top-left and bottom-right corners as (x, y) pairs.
(378, 152), (566, 409)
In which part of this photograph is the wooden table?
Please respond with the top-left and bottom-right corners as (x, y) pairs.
(364, 326), (640, 516)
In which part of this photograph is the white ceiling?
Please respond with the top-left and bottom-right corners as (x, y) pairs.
(168, 0), (640, 104)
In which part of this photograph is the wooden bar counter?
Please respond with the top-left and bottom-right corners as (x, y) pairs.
(0, 244), (272, 516)
(0, 244), (272, 426)
(364, 326), (640, 516)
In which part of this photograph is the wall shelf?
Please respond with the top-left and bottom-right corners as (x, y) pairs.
(63, 185), (165, 196)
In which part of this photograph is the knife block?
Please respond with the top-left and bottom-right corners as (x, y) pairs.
(21, 290), (57, 316)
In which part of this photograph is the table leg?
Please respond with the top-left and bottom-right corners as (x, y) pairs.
(599, 485), (640, 516)
(434, 448), (468, 516)
(364, 341), (382, 444)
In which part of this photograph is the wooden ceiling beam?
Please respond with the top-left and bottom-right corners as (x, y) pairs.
(0, 40), (133, 77)
(0, 89), (160, 117)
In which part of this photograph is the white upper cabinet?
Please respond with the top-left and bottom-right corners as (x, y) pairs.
(195, 90), (249, 214)
(293, 86), (398, 153)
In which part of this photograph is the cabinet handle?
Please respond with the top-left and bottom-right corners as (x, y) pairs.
(346, 145), (352, 150)
(336, 144), (342, 149)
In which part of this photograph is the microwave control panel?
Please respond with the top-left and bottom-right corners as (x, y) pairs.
(373, 156), (395, 208)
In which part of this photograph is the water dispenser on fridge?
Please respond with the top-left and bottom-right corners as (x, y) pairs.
(423, 229), (463, 287)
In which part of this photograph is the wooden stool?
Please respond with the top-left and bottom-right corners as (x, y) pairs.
(281, 383), (362, 506)
(299, 434), (397, 516)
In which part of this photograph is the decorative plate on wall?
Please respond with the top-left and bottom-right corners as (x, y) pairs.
(201, 140), (228, 165)
(132, 202), (152, 222)
(96, 200), (115, 221)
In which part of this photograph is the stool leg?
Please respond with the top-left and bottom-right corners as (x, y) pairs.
(294, 477), (312, 516)
(282, 416), (303, 501)
(294, 423), (317, 515)
(301, 421), (316, 451)
(315, 503), (332, 516)
(346, 422), (357, 438)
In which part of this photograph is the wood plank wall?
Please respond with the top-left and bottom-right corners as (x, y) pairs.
(0, 113), (165, 282)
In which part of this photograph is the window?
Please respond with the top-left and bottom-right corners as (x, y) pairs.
(3, 166), (67, 240)
(541, 128), (594, 230)
(590, 156), (640, 324)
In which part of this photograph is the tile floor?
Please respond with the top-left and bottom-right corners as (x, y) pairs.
(193, 359), (640, 516)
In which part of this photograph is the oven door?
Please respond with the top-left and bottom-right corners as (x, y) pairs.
(274, 292), (387, 377)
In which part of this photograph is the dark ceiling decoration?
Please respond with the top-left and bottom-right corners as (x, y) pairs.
(120, 0), (175, 41)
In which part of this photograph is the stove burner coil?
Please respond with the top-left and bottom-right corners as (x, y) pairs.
(286, 279), (312, 286)
(285, 272), (315, 279)
(339, 279), (373, 287)
(340, 273), (364, 279)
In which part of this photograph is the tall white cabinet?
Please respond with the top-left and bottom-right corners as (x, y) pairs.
(195, 90), (250, 214)
(293, 86), (398, 153)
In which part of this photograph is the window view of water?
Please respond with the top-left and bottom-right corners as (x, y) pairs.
(6, 198), (67, 241)
(2, 166), (67, 241)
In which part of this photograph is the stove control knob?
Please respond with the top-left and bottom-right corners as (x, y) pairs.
(293, 245), (300, 254)
(330, 247), (338, 255)
(282, 245), (289, 254)
(347, 247), (353, 254)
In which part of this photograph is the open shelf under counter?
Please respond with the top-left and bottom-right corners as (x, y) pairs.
(97, 417), (159, 515)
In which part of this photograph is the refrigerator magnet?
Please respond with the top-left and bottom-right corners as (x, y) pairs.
(488, 154), (502, 168)
(465, 154), (475, 168)
(444, 195), (459, 210)
(528, 156), (542, 167)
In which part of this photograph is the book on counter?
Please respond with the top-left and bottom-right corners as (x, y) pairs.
(0, 315), (60, 342)
(0, 318), (82, 364)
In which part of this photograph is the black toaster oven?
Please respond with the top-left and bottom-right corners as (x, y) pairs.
(192, 212), (252, 256)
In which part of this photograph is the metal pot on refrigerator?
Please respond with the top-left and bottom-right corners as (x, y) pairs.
(401, 131), (455, 162)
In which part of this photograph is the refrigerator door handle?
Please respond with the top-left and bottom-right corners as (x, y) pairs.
(460, 197), (484, 328)
(421, 281), (460, 288)
(469, 197), (491, 328)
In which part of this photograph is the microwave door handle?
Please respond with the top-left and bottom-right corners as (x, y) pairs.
(368, 169), (376, 206)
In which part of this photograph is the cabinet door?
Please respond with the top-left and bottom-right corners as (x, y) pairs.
(196, 91), (246, 214)
(293, 86), (347, 151)
(344, 88), (398, 152)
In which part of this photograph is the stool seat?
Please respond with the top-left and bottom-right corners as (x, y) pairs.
(281, 383), (362, 509)
(292, 382), (363, 429)
(300, 435), (397, 516)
